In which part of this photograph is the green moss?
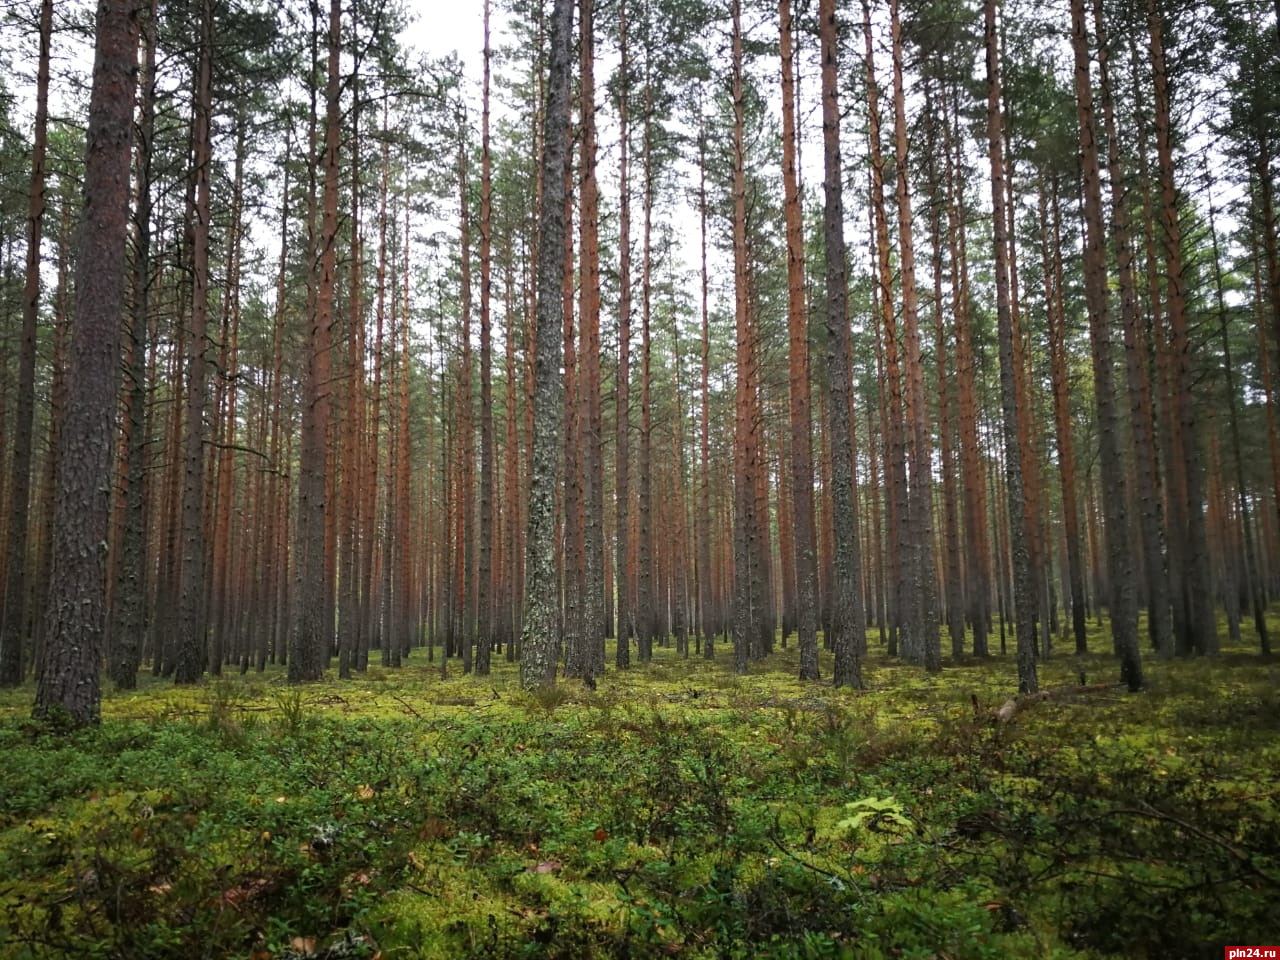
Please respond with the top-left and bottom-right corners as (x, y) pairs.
(1, 627), (1278, 957)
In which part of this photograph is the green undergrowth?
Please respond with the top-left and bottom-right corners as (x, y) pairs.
(0, 634), (1277, 960)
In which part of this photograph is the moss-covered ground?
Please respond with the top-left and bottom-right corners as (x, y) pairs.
(1, 628), (1276, 959)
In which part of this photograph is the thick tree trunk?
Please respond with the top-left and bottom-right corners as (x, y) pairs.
(34, 0), (139, 726)
(174, 0), (215, 684)
(337, 104), (363, 680)
(820, 0), (863, 688)
(520, 0), (573, 689)
(891, 0), (940, 672)
(780, 0), (819, 681)
(290, 0), (340, 683)
(562, 156), (583, 677)
(109, 0), (155, 689)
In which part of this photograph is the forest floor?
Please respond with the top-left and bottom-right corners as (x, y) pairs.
(1, 623), (1277, 960)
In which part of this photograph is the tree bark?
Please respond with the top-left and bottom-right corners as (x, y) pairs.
(1, 0), (54, 687)
(1042, 180), (1088, 655)
(820, 0), (863, 688)
(731, 0), (755, 676)
(290, 0), (340, 683)
(477, 0), (496, 676)
(780, 0), (819, 681)
(457, 127), (476, 673)
(944, 83), (991, 656)
(637, 77), (656, 663)
(984, 0), (1037, 695)
(1092, 0), (1171, 656)
(890, 0), (940, 671)
(520, 0), (573, 689)
(577, 0), (605, 681)
(174, 0), (215, 684)
(697, 106), (714, 659)
(34, 0), (139, 726)
(1071, 0), (1141, 689)
(1148, 0), (1215, 656)
(861, 0), (906, 659)
(614, 0), (632, 670)
(109, 0), (156, 690)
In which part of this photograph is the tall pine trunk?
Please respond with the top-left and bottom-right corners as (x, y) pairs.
(1, 0), (54, 686)
(174, 0), (215, 684)
(614, 0), (632, 669)
(1148, 0), (1215, 656)
(1042, 180), (1088, 654)
(110, 0), (156, 689)
(731, 0), (756, 676)
(520, 0), (573, 689)
(820, 0), (863, 688)
(780, 0), (819, 680)
(34, 0), (139, 726)
(890, 0), (940, 671)
(290, 0), (340, 683)
(984, 0), (1037, 694)
(1071, 0), (1141, 689)
(477, 0), (496, 676)
(578, 0), (605, 681)
(1092, 0), (1171, 656)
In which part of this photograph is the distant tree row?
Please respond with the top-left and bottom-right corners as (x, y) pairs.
(0, 0), (1275, 724)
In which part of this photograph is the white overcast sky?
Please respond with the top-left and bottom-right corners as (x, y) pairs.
(400, 2), (510, 83)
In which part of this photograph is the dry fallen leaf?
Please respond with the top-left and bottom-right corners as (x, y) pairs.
(220, 877), (273, 910)
(529, 860), (562, 874)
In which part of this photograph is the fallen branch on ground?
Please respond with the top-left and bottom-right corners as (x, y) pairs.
(993, 682), (1127, 723)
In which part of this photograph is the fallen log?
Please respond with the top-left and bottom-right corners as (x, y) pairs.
(993, 681), (1127, 723)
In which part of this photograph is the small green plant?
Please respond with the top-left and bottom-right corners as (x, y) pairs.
(205, 679), (246, 743)
(825, 795), (912, 838)
(818, 703), (860, 779)
(273, 687), (309, 735)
